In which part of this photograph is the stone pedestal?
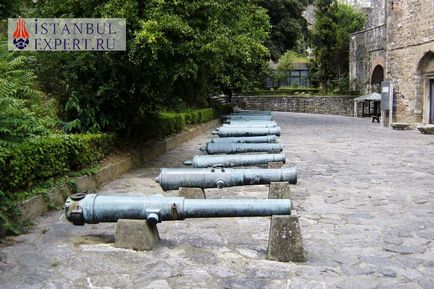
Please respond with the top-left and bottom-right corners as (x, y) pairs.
(417, 125), (434, 135)
(268, 182), (291, 199)
(267, 215), (305, 262)
(178, 187), (206, 199)
(268, 161), (284, 169)
(115, 219), (160, 251)
(391, 123), (411, 130)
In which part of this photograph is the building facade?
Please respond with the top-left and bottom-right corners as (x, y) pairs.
(350, 0), (434, 124)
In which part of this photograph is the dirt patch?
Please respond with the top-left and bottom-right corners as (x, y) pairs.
(72, 234), (115, 247)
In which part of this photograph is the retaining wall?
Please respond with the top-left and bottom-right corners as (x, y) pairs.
(232, 95), (355, 116)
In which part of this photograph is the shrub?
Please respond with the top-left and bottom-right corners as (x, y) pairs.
(158, 113), (186, 136)
(0, 134), (115, 193)
(157, 108), (216, 137)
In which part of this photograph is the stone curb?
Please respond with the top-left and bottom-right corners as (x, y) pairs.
(18, 118), (221, 221)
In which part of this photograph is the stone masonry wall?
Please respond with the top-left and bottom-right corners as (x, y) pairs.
(350, 25), (386, 94)
(232, 95), (355, 116)
(385, 0), (434, 124)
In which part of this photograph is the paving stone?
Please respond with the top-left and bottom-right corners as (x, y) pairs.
(417, 277), (434, 289)
(383, 233), (403, 246)
(380, 268), (397, 277)
(340, 263), (377, 276)
(416, 228), (434, 240)
(384, 245), (426, 255)
(143, 280), (172, 289)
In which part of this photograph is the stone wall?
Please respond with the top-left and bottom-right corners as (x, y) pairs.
(385, 0), (434, 124)
(350, 25), (386, 94)
(232, 95), (355, 116)
(349, 0), (434, 125)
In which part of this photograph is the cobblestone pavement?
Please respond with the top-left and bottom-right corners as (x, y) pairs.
(1, 112), (433, 289)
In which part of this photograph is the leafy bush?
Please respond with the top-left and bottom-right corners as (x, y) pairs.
(157, 113), (186, 137)
(29, 0), (270, 134)
(0, 38), (59, 147)
(0, 134), (115, 193)
(158, 108), (216, 136)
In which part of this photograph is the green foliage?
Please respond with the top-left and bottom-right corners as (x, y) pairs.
(277, 51), (309, 71)
(259, 0), (309, 61)
(27, 0), (270, 133)
(157, 108), (216, 137)
(0, 134), (115, 193)
(0, 38), (59, 147)
(310, 0), (365, 91)
(0, 190), (24, 236)
(271, 51), (310, 86)
(0, 0), (23, 18)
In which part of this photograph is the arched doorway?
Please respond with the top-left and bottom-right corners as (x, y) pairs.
(371, 65), (384, 93)
(417, 51), (434, 124)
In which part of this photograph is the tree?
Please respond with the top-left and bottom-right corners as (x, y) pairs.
(28, 0), (270, 134)
(310, 0), (364, 91)
(259, 0), (309, 61)
(0, 0), (23, 18)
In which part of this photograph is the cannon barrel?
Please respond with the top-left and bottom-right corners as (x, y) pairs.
(183, 153), (286, 168)
(221, 115), (273, 121)
(212, 127), (281, 137)
(200, 142), (282, 154)
(223, 121), (278, 126)
(233, 110), (271, 115)
(210, 135), (278, 143)
(65, 194), (292, 225)
(155, 167), (297, 190)
(221, 123), (277, 128)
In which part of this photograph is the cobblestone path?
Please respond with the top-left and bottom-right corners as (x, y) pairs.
(1, 112), (433, 289)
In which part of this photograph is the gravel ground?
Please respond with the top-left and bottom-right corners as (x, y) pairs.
(0, 112), (433, 289)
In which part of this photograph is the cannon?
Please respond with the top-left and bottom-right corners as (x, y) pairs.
(221, 123), (277, 128)
(221, 115), (273, 121)
(212, 126), (281, 137)
(223, 120), (278, 126)
(65, 193), (292, 225)
(233, 111), (271, 115)
(210, 135), (278, 143)
(231, 109), (271, 115)
(155, 167), (297, 190)
(183, 153), (286, 168)
(225, 119), (275, 124)
(200, 142), (282, 154)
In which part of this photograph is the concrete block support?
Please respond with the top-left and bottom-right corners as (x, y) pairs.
(115, 219), (160, 251)
(178, 187), (206, 199)
(268, 182), (291, 199)
(268, 161), (284, 169)
(267, 215), (305, 262)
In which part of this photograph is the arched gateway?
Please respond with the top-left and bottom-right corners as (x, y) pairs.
(371, 65), (384, 93)
(417, 51), (434, 124)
